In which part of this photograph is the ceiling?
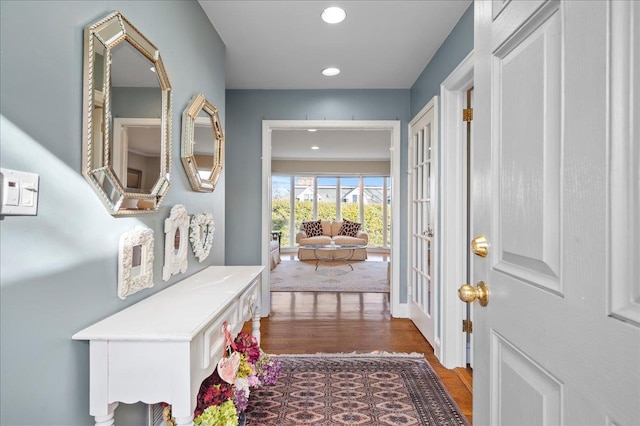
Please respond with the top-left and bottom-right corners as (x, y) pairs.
(198, 0), (471, 90)
(197, 1), (470, 160)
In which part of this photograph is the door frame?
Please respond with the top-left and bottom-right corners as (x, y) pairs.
(261, 120), (402, 317)
(438, 51), (474, 369)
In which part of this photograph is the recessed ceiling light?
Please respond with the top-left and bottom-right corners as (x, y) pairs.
(311, 146), (320, 150)
(322, 67), (340, 77)
(321, 7), (346, 24)
(307, 129), (317, 132)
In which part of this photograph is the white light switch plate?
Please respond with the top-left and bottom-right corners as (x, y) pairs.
(0, 168), (39, 215)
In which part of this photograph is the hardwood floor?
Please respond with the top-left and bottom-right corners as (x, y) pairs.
(243, 290), (473, 424)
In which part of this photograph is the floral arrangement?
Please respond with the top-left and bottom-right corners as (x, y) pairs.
(188, 330), (280, 426)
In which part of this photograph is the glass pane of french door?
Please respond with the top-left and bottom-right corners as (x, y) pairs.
(411, 122), (433, 315)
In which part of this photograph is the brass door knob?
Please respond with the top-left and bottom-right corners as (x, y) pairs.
(458, 281), (489, 306)
(471, 235), (489, 257)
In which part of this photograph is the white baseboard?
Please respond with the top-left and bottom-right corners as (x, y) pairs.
(392, 302), (409, 318)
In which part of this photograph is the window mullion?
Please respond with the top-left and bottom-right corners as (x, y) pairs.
(359, 176), (364, 225)
(313, 177), (318, 219)
(336, 177), (341, 221)
(383, 177), (388, 248)
(289, 176), (295, 248)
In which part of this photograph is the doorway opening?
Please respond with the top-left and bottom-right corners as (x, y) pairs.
(261, 120), (401, 317)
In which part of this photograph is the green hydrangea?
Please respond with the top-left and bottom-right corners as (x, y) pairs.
(193, 400), (238, 426)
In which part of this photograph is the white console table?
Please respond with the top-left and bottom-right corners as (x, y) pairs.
(73, 266), (264, 426)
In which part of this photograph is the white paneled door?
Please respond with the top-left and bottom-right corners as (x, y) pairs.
(409, 98), (438, 351)
(471, 1), (640, 424)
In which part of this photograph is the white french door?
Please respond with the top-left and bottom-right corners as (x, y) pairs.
(471, 0), (640, 424)
(408, 97), (438, 350)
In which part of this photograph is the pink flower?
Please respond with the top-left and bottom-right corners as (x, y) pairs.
(248, 374), (261, 388)
(233, 332), (260, 364)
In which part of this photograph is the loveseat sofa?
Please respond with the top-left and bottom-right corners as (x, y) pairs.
(296, 219), (368, 261)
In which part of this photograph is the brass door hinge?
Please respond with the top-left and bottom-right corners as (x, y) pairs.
(462, 319), (473, 333)
(463, 108), (473, 122)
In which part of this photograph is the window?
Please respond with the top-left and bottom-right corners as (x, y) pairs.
(272, 175), (391, 249)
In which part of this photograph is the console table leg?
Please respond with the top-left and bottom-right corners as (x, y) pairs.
(93, 401), (118, 426)
(94, 411), (115, 426)
(174, 415), (194, 426)
(249, 295), (261, 345)
(252, 312), (261, 345)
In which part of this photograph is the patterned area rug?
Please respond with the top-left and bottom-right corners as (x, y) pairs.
(245, 353), (470, 426)
(270, 260), (389, 293)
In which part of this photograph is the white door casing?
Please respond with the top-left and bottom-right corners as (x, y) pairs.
(408, 97), (439, 351)
(473, 1), (640, 425)
(440, 51), (474, 369)
(261, 120), (402, 317)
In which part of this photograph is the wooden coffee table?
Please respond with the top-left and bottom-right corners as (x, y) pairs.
(305, 244), (368, 271)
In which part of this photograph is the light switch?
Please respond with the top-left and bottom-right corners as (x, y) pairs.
(21, 182), (36, 207)
(1, 168), (39, 215)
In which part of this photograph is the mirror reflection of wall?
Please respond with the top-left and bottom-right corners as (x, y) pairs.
(110, 42), (162, 192)
(91, 45), (106, 171)
(194, 110), (216, 181)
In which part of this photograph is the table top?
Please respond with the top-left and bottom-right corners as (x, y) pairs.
(72, 265), (264, 342)
(304, 244), (367, 250)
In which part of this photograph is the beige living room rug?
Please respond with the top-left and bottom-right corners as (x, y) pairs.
(270, 260), (390, 293)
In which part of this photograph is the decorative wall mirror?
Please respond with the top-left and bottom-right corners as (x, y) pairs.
(163, 204), (189, 281)
(118, 226), (154, 299)
(82, 11), (172, 215)
(181, 93), (224, 192)
(189, 213), (215, 262)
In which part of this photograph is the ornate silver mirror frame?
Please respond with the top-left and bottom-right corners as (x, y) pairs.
(189, 213), (215, 262)
(118, 226), (154, 299)
(162, 204), (189, 281)
(181, 93), (224, 192)
(82, 11), (172, 215)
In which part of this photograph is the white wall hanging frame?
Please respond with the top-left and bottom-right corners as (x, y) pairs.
(118, 225), (155, 299)
(163, 204), (189, 281)
(190, 213), (215, 262)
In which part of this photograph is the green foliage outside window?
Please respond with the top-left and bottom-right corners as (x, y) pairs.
(271, 199), (291, 245)
(341, 202), (359, 223)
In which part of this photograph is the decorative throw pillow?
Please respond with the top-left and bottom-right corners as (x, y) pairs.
(302, 220), (323, 237)
(339, 219), (361, 237)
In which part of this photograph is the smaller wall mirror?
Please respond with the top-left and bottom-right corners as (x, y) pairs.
(82, 11), (172, 215)
(163, 204), (189, 281)
(182, 93), (224, 192)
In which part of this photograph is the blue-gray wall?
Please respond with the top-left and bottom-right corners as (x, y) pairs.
(410, 4), (474, 117)
(225, 89), (410, 299)
(225, 4), (473, 305)
(0, 1), (226, 424)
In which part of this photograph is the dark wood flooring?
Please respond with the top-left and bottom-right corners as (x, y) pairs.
(243, 291), (473, 424)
